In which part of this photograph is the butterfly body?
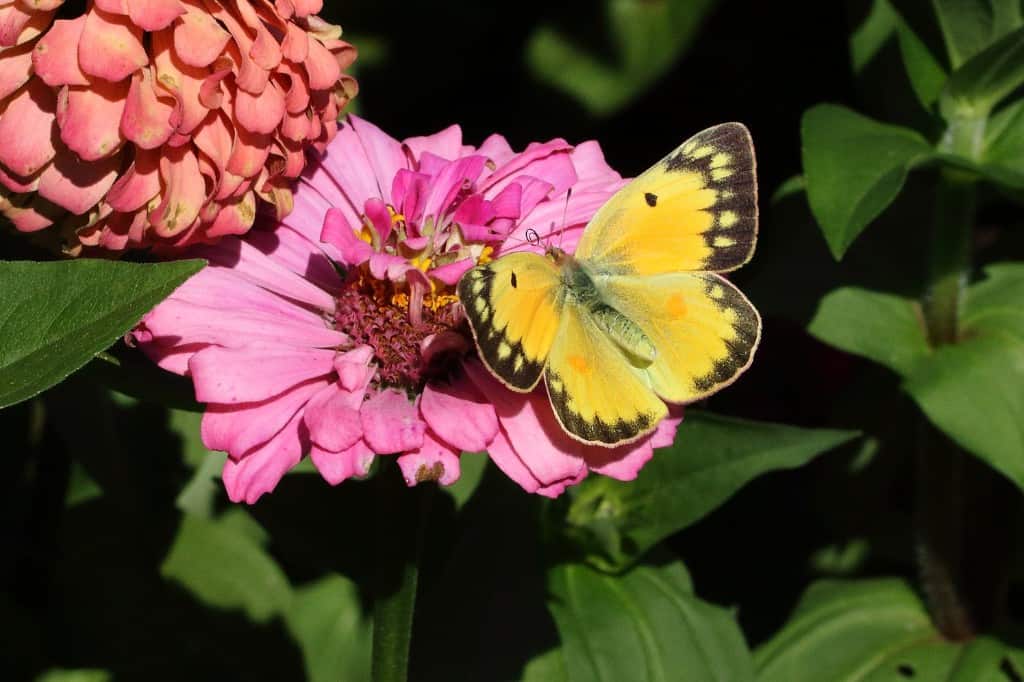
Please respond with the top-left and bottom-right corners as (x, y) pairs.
(458, 123), (761, 447)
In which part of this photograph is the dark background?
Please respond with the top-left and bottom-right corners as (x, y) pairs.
(10, 1), (1020, 680)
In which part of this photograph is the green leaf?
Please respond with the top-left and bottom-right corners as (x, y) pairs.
(982, 98), (1024, 186)
(562, 411), (858, 570)
(896, 17), (950, 107)
(284, 574), (371, 682)
(161, 510), (292, 623)
(801, 104), (932, 259)
(809, 265), (1024, 495)
(521, 649), (568, 682)
(525, 0), (718, 117)
(906, 263), (1024, 489)
(755, 578), (1024, 681)
(445, 451), (489, 510)
(0, 259), (204, 409)
(547, 560), (754, 682)
(932, 0), (1023, 68)
(808, 288), (930, 376)
(35, 671), (112, 682)
(941, 26), (1024, 118)
(850, 0), (900, 74)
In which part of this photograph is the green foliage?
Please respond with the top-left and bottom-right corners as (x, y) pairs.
(5, 1), (1024, 680)
(755, 579), (1024, 681)
(547, 559), (754, 681)
(801, 104), (932, 259)
(0, 259), (203, 409)
(560, 412), (858, 570)
(526, 0), (718, 117)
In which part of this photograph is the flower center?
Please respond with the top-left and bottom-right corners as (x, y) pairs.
(333, 270), (464, 391)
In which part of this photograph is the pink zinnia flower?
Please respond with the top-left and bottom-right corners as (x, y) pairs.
(134, 115), (681, 503)
(0, 0), (356, 252)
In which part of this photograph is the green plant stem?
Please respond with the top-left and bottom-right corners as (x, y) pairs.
(916, 169), (976, 640)
(922, 169), (974, 346)
(371, 465), (433, 682)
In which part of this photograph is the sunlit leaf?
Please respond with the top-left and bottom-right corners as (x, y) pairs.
(0, 259), (204, 409)
(755, 578), (1024, 680)
(284, 574), (371, 682)
(526, 0), (717, 117)
(941, 25), (1024, 118)
(548, 560), (754, 681)
(562, 411), (858, 570)
(161, 510), (292, 623)
(808, 288), (929, 376)
(801, 104), (932, 259)
(932, 0), (1023, 67)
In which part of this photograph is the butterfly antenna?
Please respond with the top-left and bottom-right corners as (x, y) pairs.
(557, 187), (572, 251)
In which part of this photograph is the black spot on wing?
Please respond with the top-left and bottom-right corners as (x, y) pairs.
(644, 192), (658, 207)
(546, 369), (655, 445)
(510, 271), (517, 288)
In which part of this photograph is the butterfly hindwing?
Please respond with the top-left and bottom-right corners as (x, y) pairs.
(457, 252), (563, 392)
(545, 300), (668, 446)
(575, 122), (757, 275)
(599, 271), (761, 404)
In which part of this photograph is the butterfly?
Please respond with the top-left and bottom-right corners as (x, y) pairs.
(457, 123), (761, 447)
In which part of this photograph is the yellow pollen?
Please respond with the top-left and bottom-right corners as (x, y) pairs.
(477, 246), (495, 265)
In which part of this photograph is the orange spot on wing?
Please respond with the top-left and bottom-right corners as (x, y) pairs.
(666, 293), (687, 319)
(568, 354), (590, 374)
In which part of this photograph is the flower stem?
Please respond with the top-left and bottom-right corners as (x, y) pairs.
(915, 168), (975, 640)
(371, 465), (433, 682)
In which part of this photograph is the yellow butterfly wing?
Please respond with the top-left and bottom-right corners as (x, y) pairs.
(575, 122), (757, 275)
(599, 271), (761, 404)
(545, 300), (668, 446)
(457, 252), (563, 392)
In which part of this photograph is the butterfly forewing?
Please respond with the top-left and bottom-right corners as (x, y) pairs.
(575, 122), (757, 275)
(457, 252), (563, 392)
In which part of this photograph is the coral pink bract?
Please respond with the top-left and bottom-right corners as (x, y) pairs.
(0, 0), (356, 252)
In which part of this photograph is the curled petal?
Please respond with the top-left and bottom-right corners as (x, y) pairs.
(0, 39), (33, 98)
(221, 408), (308, 504)
(105, 147), (161, 212)
(121, 68), (175, 149)
(227, 124), (271, 178)
(421, 372), (498, 453)
(149, 144), (205, 236)
(173, 4), (230, 67)
(79, 7), (148, 82)
(0, 79), (56, 176)
(31, 17), (89, 87)
(205, 193), (256, 238)
(57, 81), (127, 161)
(304, 34), (340, 90)
(37, 144), (120, 214)
(311, 439), (374, 486)
(320, 208), (372, 266)
(304, 384), (363, 452)
(129, 0), (185, 31)
(397, 434), (461, 487)
(234, 81), (286, 134)
(360, 389), (425, 455)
